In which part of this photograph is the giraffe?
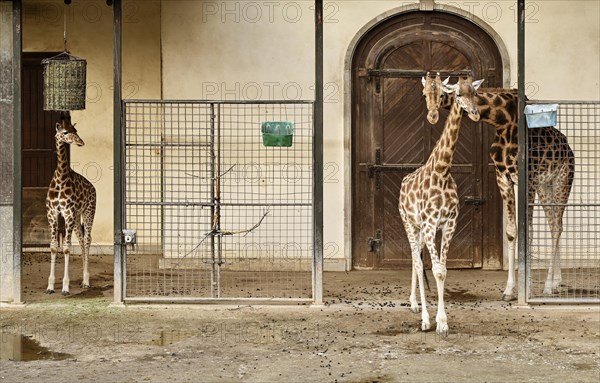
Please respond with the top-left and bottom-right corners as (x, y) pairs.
(400, 74), (483, 335)
(46, 111), (97, 295)
(428, 88), (575, 300)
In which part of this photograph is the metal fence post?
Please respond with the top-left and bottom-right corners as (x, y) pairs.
(113, 0), (124, 304)
(12, 0), (23, 304)
(313, 0), (324, 305)
(517, 0), (528, 305)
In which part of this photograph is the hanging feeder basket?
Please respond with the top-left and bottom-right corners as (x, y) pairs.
(525, 104), (558, 128)
(261, 121), (295, 147)
(42, 51), (87, 111)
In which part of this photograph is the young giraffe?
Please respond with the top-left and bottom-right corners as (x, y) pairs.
(400, 74), (483, 335)
(46, 111), (97, 295)
(429, 89), (575, 300)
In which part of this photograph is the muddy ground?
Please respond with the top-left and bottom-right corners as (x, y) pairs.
(1, 253), (599, 382)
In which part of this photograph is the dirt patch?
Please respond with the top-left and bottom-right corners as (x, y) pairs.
(1, 253), (598, 382)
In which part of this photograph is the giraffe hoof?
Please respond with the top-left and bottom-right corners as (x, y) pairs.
(410, 305), (420, 314)
(81, 283), (90, 289)
(501, 293), (516, 302)
(543, 287), (558, 296)
(46, 289), (55, 295)
(421, 321), (431, 332)
(61, 291), (70, 296)
(436, 323), (449, 337)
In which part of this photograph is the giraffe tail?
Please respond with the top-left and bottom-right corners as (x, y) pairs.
(421, 250), (431, 292)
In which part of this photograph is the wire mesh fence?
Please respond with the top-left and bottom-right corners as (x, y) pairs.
(123, 101), (314, 301)
(526, 101), (600, 302)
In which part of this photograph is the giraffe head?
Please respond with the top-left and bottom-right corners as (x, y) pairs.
(421, 72), (450, 124)
(442, 76), (484, 122)
(55, 111), (85, 147)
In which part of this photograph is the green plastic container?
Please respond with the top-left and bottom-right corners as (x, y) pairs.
(261, 121), (294, 147)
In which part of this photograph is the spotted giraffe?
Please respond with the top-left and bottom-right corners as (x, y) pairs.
(430, 88), (575, 300)
(46, 111), (97, 295)
(399, 74), (483, 335)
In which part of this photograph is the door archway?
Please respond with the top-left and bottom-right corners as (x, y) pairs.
(351, 11), (506, 269)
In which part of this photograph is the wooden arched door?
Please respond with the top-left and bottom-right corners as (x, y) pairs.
(352, 11), (504, 269)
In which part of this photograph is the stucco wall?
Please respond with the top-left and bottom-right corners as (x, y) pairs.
(22, 0), (161, 247)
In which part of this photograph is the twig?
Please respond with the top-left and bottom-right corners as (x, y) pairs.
(179, 209), (270, 260)
(220, 209), (270, 237)
(184, 164), (236, 180)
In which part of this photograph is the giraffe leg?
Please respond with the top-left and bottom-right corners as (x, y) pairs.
(47, 248), (57, 294)
(82, 192), (96, 289)
(543, 161), (572, 293)
(496, 169), (517, 301)
(399, 205), (422, 314)
(421, 224), (446, 332)
(75, 219), (90, 289)
(434, 216), (456, 337)
(61, 214), (75, 296)
(410, 261), (419, 313)
(407, 226), (423, 314)
(46, 210), (59, 294)
(539, 183), (566, 295)
(527, 185), (536, 265)
(415, 254), (430, 331)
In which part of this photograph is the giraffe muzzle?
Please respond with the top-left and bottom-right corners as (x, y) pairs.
(427, 110), (439, 124)
(468, 109), (481, 122)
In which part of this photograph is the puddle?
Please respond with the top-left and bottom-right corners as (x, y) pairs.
(0, 334), (72, 362)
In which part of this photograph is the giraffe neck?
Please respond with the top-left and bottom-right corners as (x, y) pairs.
(442, 90), (518, 140)
(426, 100), (463, 178)
(54, 138), (72, 180)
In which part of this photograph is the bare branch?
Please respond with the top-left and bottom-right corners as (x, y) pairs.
(220, 209), (270, 237)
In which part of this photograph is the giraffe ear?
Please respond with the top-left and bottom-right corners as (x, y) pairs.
(55, 123), (61, 132)
(443, 83), (458, 94)
(421, 76), (426, 87)
(472, 79), (484, 91)
(442, 77), (450, 86)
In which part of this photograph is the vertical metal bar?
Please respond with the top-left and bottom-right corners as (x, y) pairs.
(517, 0), (528, 305)
(12, 0), (23, 304)
(113, 0), (124, 304)
(312, 0), (324, 305)
(209, 103), (216, 298)
(216, 104), (222, 298)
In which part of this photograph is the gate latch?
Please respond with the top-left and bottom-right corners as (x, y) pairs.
(123, 229), (137, 250)
(367, 230), (382, 253)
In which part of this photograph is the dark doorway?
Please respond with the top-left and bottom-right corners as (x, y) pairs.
(22, 52), (61, 247)
(352, 12), (504, 270)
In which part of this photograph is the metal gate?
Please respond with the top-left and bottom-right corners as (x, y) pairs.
(122, 100), (315, 302)
(525, 100), (600, 303)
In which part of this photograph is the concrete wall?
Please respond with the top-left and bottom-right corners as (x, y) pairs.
(0, 1), (16, 303)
